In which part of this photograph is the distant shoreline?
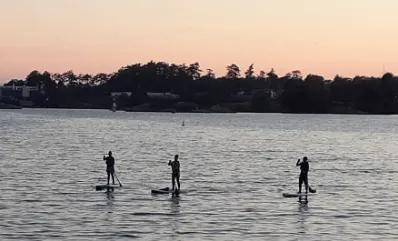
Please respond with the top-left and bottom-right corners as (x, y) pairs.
(2, 62), (398, 115)
(0, 103), (374, 115)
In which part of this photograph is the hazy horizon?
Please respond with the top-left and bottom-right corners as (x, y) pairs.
(1, 0), (398, 83)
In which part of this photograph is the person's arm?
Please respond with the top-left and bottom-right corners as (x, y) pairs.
(168, 160), (172, 166)
(296, 159), (301, 166)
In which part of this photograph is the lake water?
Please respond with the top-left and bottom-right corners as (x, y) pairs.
(1, 109), (398, 240)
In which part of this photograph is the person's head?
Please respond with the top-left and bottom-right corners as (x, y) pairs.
(174, 154), (179, 161)
(303, 156), (308, 162)
(109, 151), (112, 156)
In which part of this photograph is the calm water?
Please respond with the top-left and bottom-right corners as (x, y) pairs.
(1, 109), (398, 240)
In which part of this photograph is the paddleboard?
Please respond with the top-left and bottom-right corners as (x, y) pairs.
(282, 193), (315, 198)
(95, 184), (121, 191)
(151, 187), (179, 194)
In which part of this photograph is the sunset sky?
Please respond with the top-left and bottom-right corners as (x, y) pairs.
(1, 0), (398, 83)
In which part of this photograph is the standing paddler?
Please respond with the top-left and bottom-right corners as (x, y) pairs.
(103, 151), (115, 185)
(296, 156), (316, 194)
(168, 154), (180, 191)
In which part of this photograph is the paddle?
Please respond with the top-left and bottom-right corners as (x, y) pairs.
(308, 186), (316, 193)
(114, 171), (123, 187)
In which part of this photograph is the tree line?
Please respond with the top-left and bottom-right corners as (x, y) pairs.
(3, 61), (398, 114)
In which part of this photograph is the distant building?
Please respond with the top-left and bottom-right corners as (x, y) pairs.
(110, 92), (132, 97)
(270, 90), (278, 99)
(0, 85), (41, 99)
(110, 92), (180, 101)
(146, 92), (180, 100)
(236, 89), (280, 99)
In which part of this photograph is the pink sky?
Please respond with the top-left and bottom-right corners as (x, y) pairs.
(1, 0), (398, 82)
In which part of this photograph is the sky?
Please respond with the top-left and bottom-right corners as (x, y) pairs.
(1, 0), (398, 82)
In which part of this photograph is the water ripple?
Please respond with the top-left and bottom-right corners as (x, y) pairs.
(1, 109), (398, 240)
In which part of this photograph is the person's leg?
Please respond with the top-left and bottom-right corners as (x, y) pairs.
(304, 175), (308, 193)
(111, 172), (115, 185)
(176, 175), (180, 191)
(172, 174), (175, 190)
(107, 172), (110, 185)
(298, 174), (303, 193)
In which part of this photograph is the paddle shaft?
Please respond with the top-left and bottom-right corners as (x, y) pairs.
(114, 171), (123, 187)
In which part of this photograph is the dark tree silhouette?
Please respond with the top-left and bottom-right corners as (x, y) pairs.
(2, 61), (398, 114)
(226, 64), (240, 79)
(245, 64), (255, 79)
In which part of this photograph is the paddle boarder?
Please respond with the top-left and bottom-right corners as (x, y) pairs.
(103, 151), (115, 185)
(296, 156), (309, 193)
(168, 154), (180, 191)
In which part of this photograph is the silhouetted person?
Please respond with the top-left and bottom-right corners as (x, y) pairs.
(296, 156), (309, 193)
(103, 151), (115, 185)
(168, 155), (180, 191)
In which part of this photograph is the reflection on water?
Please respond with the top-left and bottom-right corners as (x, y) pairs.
(298, 196), (309, 204)
(106, 191), (114, 206)
(169, 196), (181, 238)
(1, 109), (398, 240)
(298, 201), (309, 235)
(169, 196), (180, 212)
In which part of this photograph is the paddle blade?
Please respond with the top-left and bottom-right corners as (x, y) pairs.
(309, 186), (316, 193)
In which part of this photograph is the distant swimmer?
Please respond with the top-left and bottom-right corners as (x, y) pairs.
(168, 154), (180, 191)
(296, 156), (309, 193)
(103, 151), (115, 185)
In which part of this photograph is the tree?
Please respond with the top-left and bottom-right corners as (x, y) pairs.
(205, 69), (215, 78)
(304, 74), (324, 89)
(187, 62), (202, 80)
(267, 68), (280, 92)
(26, 70), (42, 87)
(62, 70), (77, 87)
(225, 64), (240, 79)
(4, 79), (25, 86)
(4, 60), (398, 114)
(79, 74), (92, 86)
(291, 70), (302, 79)
(245, 64), (255, 79)
(258, 70), (266, 79)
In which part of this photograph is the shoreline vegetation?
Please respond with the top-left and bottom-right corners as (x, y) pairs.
(1, 61), (397, 114)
